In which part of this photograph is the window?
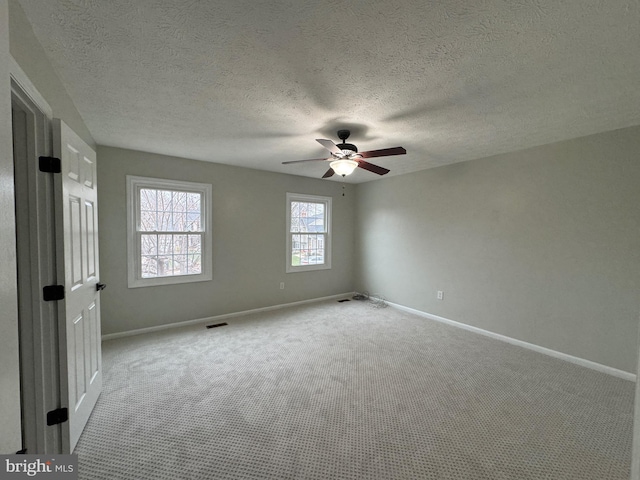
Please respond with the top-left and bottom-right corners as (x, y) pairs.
(286, 193), (331, 273)
(127, 176), (212, 288)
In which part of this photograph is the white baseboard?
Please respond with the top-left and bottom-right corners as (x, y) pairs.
(102, 292), (353, 341)
(386, 301), (636, 382)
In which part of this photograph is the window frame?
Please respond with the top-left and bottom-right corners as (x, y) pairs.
(126, 175), (212, 288)
(286, 192), (332, 273)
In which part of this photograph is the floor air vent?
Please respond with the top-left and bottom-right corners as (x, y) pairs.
(206, 322), (228, 329)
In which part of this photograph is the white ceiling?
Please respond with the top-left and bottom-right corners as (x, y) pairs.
(17, 0), (640, 183)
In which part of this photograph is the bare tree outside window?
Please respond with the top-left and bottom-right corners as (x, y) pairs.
(139, 188), (203, 278)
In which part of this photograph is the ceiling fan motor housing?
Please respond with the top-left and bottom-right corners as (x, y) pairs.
(336, 129), (358, 153)
(339, 143), (358, 153)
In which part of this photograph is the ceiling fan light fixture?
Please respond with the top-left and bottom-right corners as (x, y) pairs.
(330, 159), (358, 176)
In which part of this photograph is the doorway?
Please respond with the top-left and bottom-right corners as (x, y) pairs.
(11, 70), (104, 454)
(11, 77), (62, 454)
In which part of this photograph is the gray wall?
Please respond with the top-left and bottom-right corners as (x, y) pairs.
(97, 146), (355, 335)
(355, 126), (640, 373)
(0, 0), (22, 453)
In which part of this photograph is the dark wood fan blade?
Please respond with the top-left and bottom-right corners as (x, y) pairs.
(322, 168), (335, 178)
(282, 157), (329, 165)
(316, 139), (342, 155)
(359, 146), (406, 159)
(357, 160), (390, 175)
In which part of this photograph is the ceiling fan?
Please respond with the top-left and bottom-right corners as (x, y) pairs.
(282, 129), (406, 178)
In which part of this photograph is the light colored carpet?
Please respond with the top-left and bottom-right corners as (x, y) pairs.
(75, 300), (634, 479)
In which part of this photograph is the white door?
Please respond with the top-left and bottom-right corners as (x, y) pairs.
(53, 118), (102, 452)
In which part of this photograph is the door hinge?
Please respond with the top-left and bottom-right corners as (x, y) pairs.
(43, 285), (65, 301)
(38, 156), (61, 173)
(46, 407), (68, 426)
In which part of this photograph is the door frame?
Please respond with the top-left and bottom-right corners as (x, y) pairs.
(10, 57), (63, 454)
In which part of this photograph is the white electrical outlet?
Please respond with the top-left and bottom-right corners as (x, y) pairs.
(437, 290), (444, 300)
(280, 282), (285, 290)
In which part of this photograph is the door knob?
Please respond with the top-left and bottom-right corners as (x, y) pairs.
(96, 283), (106, 291)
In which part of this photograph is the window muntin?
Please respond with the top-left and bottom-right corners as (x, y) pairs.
(286, 193), (331, 272)
(127, 176), (212, 287)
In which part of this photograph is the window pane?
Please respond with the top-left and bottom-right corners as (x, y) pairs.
(141, 234), (158, 256)
(173, 211), (186, 231)
(140, 211), (156, 231)
(299, 234), (309, 249)
(291, 249), (301, 266)
(157, 211), (172, 231)
(187, 193), (201, 213)
(290, 202), (301, 232)
(312, 208), (324, 232)
(155, 255), (171, 277)
(300, 232), (310, 264)
(172, 255), (187, 275)
(158, 234), (173, 255)
(187, 254), (201, 274)
(139, 189), (156, 211)
(158, 190), (172, 211)
(188, 235), (201, 253)
(186, 212), (201, 231)
(173, 234), (187, 254)
(141, 255), (158, 278)
(173, 191), (186, 212)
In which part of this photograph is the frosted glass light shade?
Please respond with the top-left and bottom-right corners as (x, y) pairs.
(330, 159), (358, 176)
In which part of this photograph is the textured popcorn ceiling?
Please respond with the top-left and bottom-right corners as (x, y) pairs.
(17, 0), (640, 182)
